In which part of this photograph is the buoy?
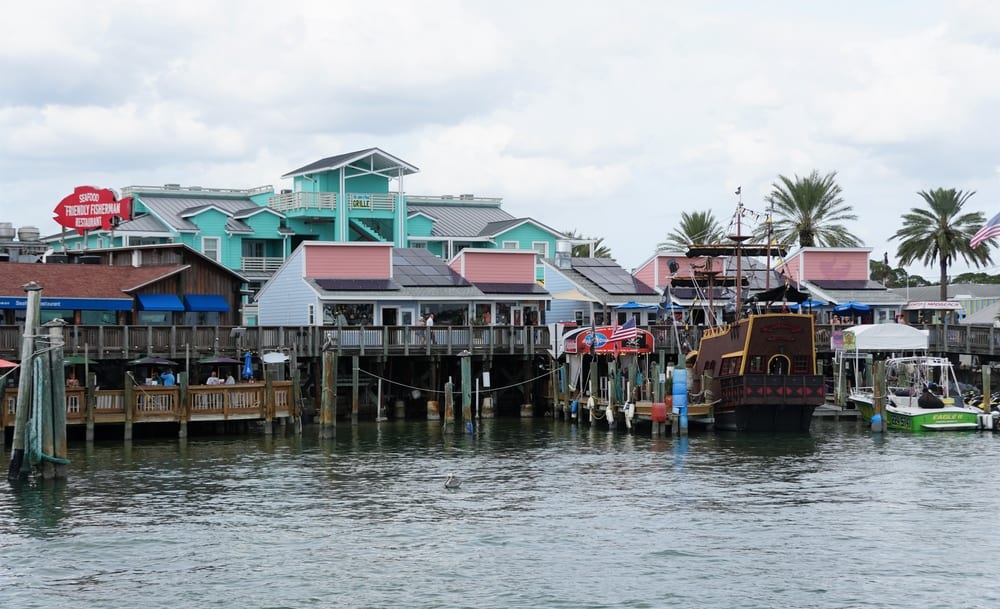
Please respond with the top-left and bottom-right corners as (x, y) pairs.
(623, 402), (635, 429)
(445, 474), (461, 489)
(605, 405), (615, 428)
(870, 413), (883, 433)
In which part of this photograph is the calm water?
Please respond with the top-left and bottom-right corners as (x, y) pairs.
(3, 419), (1000, 609)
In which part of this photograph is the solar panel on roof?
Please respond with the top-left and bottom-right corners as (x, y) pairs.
(315, 278), (400, 291)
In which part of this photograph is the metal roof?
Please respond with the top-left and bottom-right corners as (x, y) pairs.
(392, 248), (471, 287)
(408, 202), (515, 238)
(135, 196), (264, 233)
(282, 148), (419, 179)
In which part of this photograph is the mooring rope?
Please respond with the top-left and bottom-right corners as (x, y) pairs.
(355, 367), (557, 396)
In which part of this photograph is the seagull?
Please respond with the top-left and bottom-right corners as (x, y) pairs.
(444, 474), (461, 489)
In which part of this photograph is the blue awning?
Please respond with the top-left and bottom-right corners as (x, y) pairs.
(183, 294), (230, 312)
(136, 293), (185, 311)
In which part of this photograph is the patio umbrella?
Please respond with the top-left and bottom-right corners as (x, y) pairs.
(242, 351), (253, 380)
(64, 354), (97, 365)
(129, 356), (179, 367)
(198, 356), (243, 364)
(615, 301), (659, 311)
(790, 299), (827, 311)
(834, 301), (871, 314)
(0, 358), (17, 368)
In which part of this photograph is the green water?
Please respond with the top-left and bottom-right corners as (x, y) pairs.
(3, 419), (1000, 608)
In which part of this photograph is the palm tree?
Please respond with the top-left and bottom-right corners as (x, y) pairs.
(760, 170), (861, 247)
(562, 229), (612, 258)
(658, 210), (724, 251)
(890, 188), (993, 300)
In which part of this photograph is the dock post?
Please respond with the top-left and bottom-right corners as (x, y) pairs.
(872, 360), (887, 433)
(49, 322), (68, 479)
(319, 347), (337, 439)
(351, 355), (359, 425)
(520, 357), (532, 417)
(178, 371), (189, 439)
(86, 371), (97, 443)
(8, 282), (41, 481)
(263, 371), (273, 435)
(460, 352), (472, 426)
(123, 376), (134, 441)
(443, 377), (454, 431)
(982, 365), (991, 408)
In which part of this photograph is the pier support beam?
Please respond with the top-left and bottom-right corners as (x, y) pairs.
(460, 352), (472, 426)
(8, 282), (41, 481)
(351, 355), (359, 426)
(319, 348), (337, 439)
(443, 377), (454, 432)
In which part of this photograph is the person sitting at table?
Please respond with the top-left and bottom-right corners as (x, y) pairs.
(225, 373), (235, 385)
(66, 371), (80, 387)
(206, 371), (221, 385)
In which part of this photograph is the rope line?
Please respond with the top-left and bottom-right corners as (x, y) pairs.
(356, 367), (557, 395)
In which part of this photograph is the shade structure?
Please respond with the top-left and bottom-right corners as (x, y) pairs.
(0, 358), (17, 368)
(197, 356), (243, 364)
(64, 354), (98, 365)
(129, 356), (179, 367)
(834, 301), (871, 313)
(261, 351), (289, 364)
(789, 299), (827, 310)
(614, 301), (659, 311)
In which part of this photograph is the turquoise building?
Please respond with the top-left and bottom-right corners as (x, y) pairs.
(46, 148), (565, 322)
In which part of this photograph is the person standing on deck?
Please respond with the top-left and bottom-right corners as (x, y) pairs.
(160, 369), (176, 386)
(425, 313), (436, 344)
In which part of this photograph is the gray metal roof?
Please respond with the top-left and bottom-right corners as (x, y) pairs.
(112, 213), (172, 233)
(282, 148), (419, 179)
(137, 196), (264, 233)
(408, 202), (515, 238)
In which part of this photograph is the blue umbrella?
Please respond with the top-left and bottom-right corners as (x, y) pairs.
(789, 299), (827, 310)
(615, 301), (659, 310)
(242, 351), (253, 380)
(834, 301), (871, 313)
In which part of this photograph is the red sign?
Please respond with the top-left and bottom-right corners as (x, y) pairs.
(53, 186), (132, 235)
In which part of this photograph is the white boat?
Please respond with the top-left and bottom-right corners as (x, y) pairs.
(855, 355), (981, 432)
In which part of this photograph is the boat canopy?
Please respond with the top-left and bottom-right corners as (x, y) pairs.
(843, 324), (929, 351)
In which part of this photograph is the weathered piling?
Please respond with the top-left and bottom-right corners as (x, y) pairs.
(45, 320), (68, 479)
(443, 377), (454, 431)
(8, 281), (41, 481)
(351, 355), (360, 426)
(319, 348), (337, 438)
(460, 352), (472, 425)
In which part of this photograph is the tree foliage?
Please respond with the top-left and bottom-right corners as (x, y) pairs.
(760, 170), (861, 248)
(889, 188), (993, 300)
(658, 210), (725, 251)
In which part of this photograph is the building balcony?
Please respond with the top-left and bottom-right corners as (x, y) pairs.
(241, 257), (285, 274)
(268, 192), (398, 214)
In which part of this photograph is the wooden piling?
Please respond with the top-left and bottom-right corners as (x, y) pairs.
(351, 355), (359, 426)
(7, 281), (41, 481)
(461, 354), (472, 424)
(47, 321), (68, 479)
(86, 371), (97, 442)
(872, 360), (887, 433)
(443, 377), (454, 431)
(123, 377), (134, 441)
(319, 349), (337, 438)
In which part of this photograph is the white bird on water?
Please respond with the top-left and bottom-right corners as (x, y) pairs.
(445, 474), (461, 489)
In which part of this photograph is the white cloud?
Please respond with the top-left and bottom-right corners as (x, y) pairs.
(3, 0), (1000, 278)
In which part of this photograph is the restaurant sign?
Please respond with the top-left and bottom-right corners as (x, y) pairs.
(53, 186), (132, 235)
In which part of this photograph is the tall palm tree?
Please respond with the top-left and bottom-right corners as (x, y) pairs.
(890, 188), (992, 300)
(658, 210), (724, 251)
(562, 229), (612, 258)
(761, 170), (861, 247)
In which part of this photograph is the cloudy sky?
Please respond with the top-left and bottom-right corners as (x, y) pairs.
(3, 1), (999, 280)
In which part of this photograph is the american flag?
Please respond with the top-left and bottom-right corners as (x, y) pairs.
(971, 211), (1000, 249)
(610, 317), (637, 341)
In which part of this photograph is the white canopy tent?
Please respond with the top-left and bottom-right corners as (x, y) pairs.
(843, 324), (929, 351)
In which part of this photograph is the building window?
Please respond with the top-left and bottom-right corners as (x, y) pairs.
(202, 236), (220, 261)
(307, 304), (315, 325)
(411, 241), (428, 249)
(532, 241), (549, 257)
(502, 240), (519, 249)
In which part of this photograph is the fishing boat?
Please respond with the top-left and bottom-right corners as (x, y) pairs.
(875, 355), (980, 431)
(683, 202), (826, 432)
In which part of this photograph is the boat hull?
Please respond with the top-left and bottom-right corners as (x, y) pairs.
(885, 407), (979, 432)
(714, 403), (817, 432)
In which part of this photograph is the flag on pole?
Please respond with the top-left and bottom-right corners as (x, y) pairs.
(610, 317), (637, 341)
(971, 212), (1000, 249)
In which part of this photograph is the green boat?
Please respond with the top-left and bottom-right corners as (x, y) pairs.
(879, 356), (981, 432)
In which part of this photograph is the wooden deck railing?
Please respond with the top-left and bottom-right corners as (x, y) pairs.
(1, 381), (296, 429)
